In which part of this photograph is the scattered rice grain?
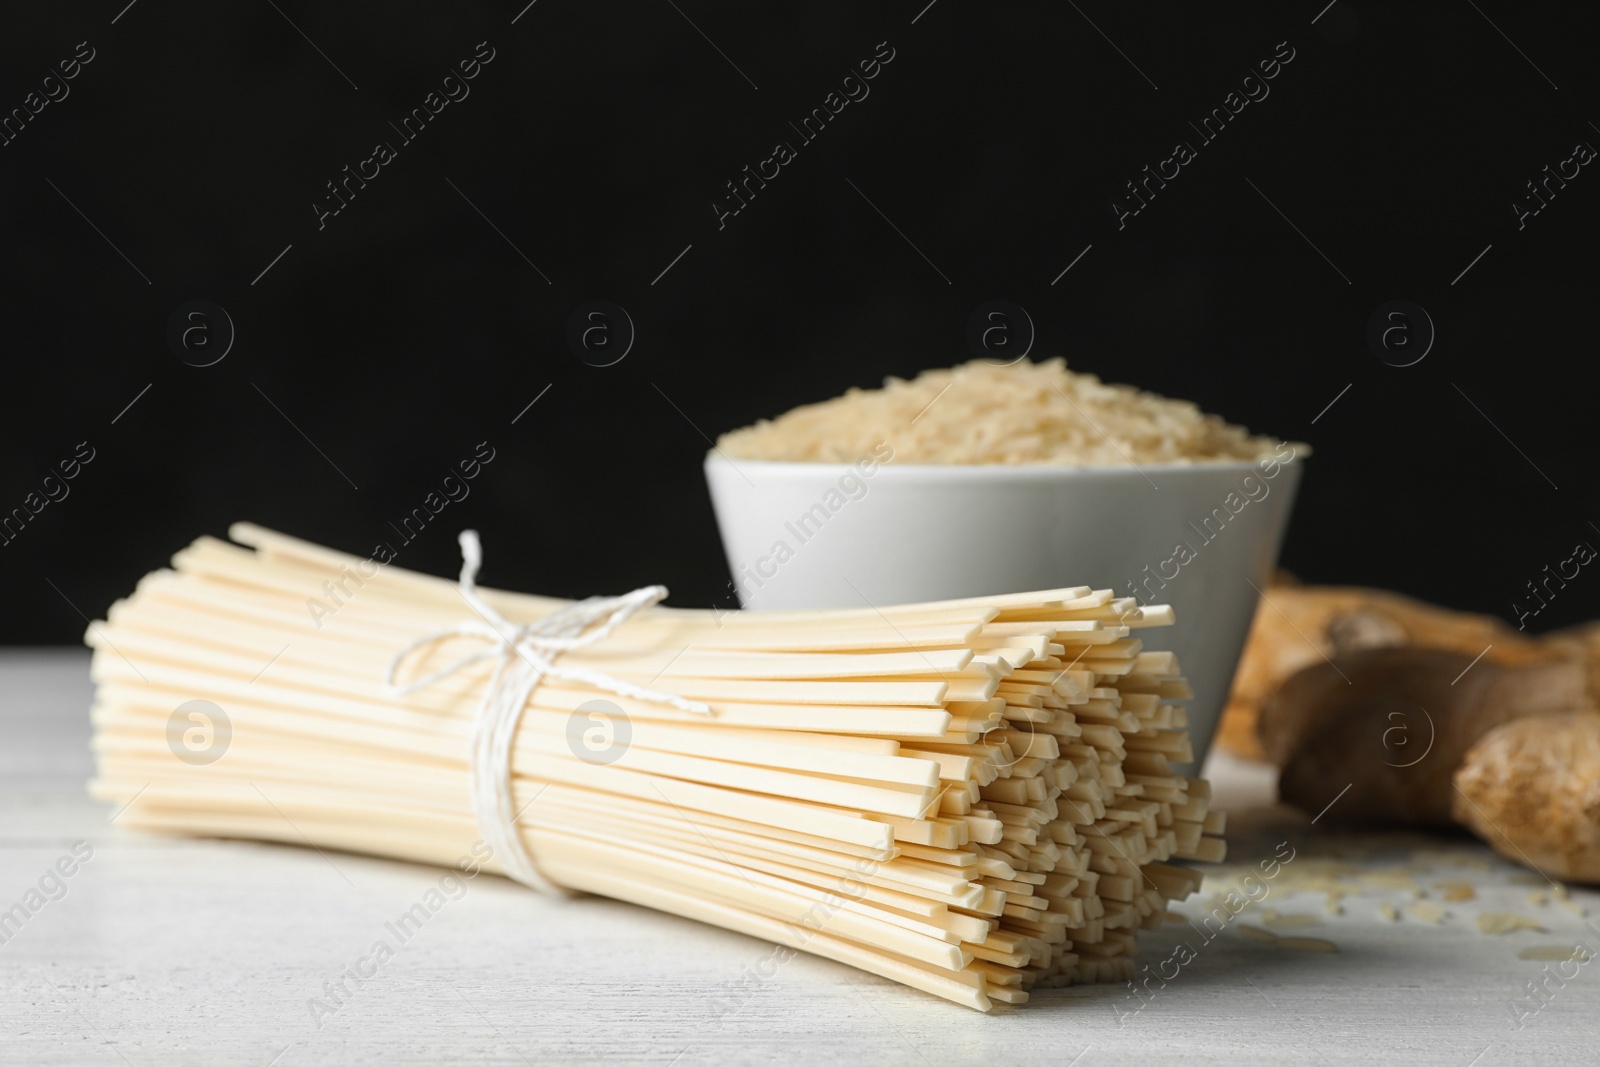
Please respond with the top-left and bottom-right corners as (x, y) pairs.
(1518, 945), (1593, 962)
(1478, 913), (1544, 935)
(1408, 901), (1446, 924)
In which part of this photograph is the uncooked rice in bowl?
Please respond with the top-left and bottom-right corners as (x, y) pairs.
(716, 358), (1304, 466)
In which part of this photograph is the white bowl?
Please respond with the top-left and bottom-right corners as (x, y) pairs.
(704, 447), (1304, 767)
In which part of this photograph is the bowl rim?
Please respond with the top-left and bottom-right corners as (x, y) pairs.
(705, 451), (1306, 480)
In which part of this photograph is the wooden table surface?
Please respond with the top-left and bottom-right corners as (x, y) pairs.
(4, 648), (1597, 1066)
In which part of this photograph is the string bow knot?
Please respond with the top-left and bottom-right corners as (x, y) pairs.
(386, 530), (711, 894)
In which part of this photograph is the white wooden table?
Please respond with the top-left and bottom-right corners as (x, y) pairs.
(4, 649), (1597, 1066)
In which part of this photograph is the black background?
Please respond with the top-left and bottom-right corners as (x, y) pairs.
(1, 1), (1595, 644)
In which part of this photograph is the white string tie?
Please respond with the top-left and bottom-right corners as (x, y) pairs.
(385, 530), (712, 894)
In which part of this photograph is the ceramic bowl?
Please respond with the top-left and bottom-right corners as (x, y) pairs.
(704, 446), (1304, 767)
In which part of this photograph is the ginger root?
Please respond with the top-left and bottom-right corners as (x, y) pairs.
(1219, 580), (1555, 761)
(1256, 631), (1600, 882)
(1454, 713), (1600, 883)
(1260, 649), (1596, 827)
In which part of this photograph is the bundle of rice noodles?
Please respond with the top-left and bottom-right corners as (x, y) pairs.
(86, 523), (1224, 1010)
